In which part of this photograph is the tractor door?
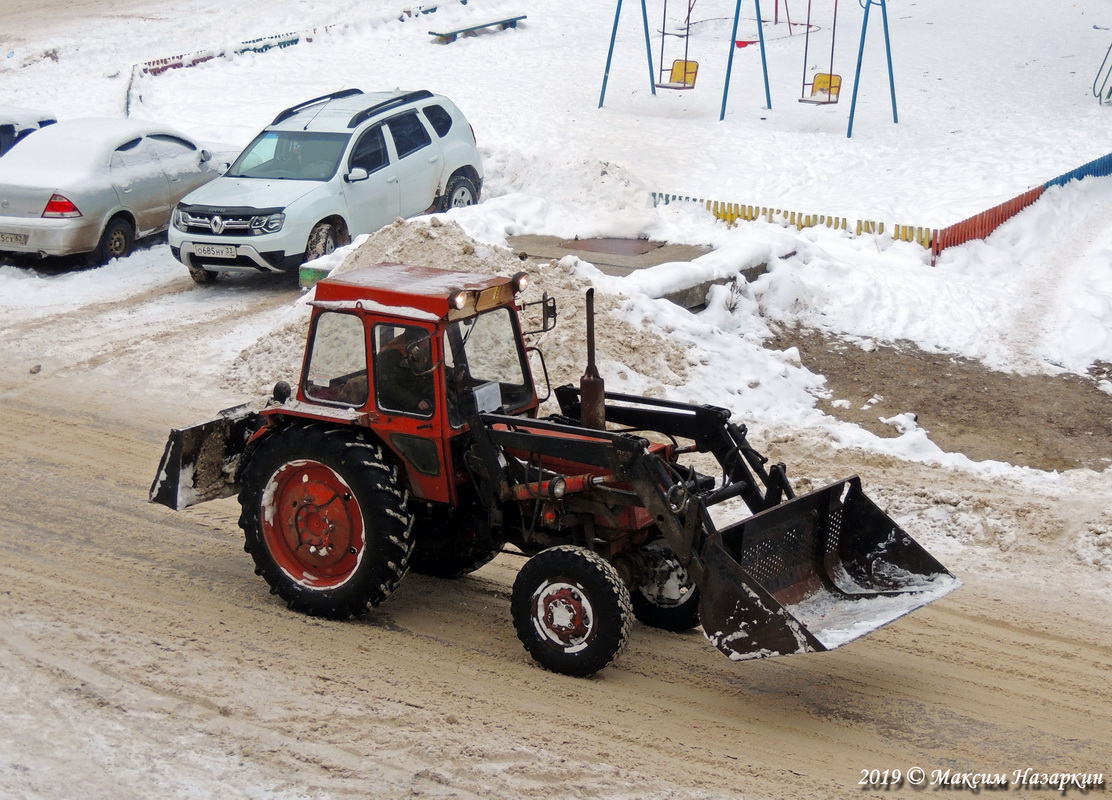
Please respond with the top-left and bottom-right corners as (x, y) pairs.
(369, 322), (456, 503)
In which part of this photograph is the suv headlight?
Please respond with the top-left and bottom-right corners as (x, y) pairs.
(171, 206), (186, 232)
(250, 212), (285, 234)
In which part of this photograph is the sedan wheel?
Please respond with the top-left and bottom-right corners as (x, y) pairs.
(89, 218), (135, 265)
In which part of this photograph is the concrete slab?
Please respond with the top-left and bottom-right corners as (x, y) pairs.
(508, 235), (773, 309)
(508, 235), (711, 277)
(556, 237), (664, 256)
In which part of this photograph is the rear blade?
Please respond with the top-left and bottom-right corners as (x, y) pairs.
(698, 476), (960, 661)
(149, 403), (258, 510)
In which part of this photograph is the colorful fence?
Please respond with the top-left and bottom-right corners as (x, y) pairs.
(653, 192), (934, 251)
(123, 2), (466, 115)
(928, 187), (1044, 264)
(655, 151), (1112, 264)
(125, 28), (335, 116)
(929, 151), (1112, 263)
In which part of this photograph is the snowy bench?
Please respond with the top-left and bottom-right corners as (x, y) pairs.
(429, 15), (526, 43)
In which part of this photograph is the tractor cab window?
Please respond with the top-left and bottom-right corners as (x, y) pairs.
(445, 307), (531, 427)
(303, 311), (369, 407)
(373, 324), (435, 417)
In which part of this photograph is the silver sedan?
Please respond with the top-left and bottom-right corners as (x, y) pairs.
(0, 106), (56, 157)
(0, 117), (219, 265)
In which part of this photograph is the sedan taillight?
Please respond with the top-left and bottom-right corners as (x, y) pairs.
(42, 194), (82, 218)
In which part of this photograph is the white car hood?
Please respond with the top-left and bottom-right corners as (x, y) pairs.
(180, 177), (323, 211)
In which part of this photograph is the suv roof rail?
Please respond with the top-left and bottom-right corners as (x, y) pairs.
(272, 88), (365, 125)
(346, 90), (435, 129)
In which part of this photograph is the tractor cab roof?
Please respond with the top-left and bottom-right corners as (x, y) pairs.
(311, 262), (526, 321)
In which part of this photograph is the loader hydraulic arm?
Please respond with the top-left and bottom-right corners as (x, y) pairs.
(553, 385), (794, 514)
(466, 411), (651, 505)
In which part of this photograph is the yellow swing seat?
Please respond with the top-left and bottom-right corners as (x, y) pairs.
(799, 73), (842, 104)
(657, 59), (699, 90)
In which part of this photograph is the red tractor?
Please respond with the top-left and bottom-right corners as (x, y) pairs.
(152, 262), (959, 677)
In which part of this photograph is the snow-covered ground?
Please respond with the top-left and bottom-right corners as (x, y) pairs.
(5, 0), (1112, 453)
(2, 0), (1112, 797)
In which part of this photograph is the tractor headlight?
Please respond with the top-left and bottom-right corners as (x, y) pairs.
(549, 477), (567, 499)
(447, 288), (469, 310)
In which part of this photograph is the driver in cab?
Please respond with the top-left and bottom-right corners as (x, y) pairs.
(375, 326), (434, 415)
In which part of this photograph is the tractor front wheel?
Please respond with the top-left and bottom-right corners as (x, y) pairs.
(238, 424), (414, 618)
(510, 545), (632, 677)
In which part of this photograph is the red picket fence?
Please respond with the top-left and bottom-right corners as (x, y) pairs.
(929, 186), (1046, 265)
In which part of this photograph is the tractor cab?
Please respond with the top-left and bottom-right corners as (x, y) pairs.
(296, 263), (550, 503)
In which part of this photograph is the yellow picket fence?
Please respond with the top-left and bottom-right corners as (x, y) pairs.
(654, 192), (934, 252)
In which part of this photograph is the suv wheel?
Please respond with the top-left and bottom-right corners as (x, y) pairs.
(187, 264), (218, 285)
(306, 222), (347, 262)
(439, 175), (478, 211)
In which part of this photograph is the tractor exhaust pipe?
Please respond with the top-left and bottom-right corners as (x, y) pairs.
(580, 289), (606, 430)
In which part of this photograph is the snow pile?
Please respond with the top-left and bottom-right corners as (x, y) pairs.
(742, 178), (1112, 377)
(222, 216), (696, 402)
(1073, 515), (1112, 571)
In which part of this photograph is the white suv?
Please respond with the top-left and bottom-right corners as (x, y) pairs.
(169, 89), (483, 284)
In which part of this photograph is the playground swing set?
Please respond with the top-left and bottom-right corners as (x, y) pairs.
(1094, 40), (1112, 104)
(798, 0), (841, 104)
(598, 0), (898, 137)
(655, 0), (700, 90)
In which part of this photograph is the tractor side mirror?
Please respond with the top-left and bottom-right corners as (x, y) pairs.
(526, 346), (552, 404)
(521, 292), (557, 335)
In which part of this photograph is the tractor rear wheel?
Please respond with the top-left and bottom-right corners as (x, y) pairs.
(630, 540), (701, 632)
(238, 424), (414, 618)
(511, 545), (632, 677)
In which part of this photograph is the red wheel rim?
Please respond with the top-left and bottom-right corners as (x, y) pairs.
(531, 580), (595, 653)
(261, 459), (365, 589)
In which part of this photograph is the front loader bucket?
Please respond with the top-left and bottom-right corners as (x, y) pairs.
(698, 476), (960, 661)
(149, 403), (258, 511)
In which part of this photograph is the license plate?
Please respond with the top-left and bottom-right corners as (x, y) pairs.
(194, 243), (236, 258)
(0, 232), (28, 246)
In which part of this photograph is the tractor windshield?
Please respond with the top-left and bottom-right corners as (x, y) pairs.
(445, 307), (533, 427)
